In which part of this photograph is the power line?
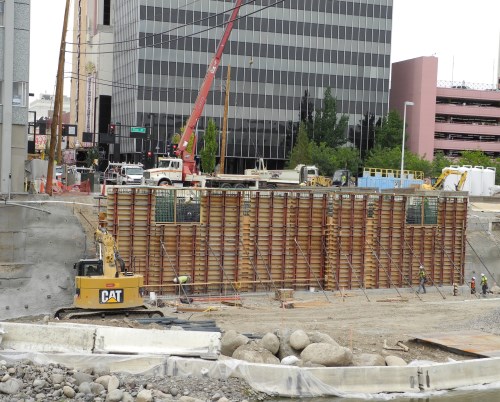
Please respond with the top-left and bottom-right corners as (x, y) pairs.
(66, 0), (258, 47)
(66, 0), (286, 56)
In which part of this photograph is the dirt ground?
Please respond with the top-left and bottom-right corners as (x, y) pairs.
(168, 287), (499, 363)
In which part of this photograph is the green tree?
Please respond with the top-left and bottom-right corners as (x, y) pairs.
(374, 110), (404, 149)
(287, 121), (312, 168)
(200, 119), (218, 174)
(310, 144), (361, 177)
(458, 150), (492, 167)
(364, 146), (432, 176)
(312, 87), (348, 148)
(431, 151), (452, 177)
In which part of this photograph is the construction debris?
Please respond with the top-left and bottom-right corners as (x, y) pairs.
(280, 300), (331, 309)
(376, 297), (409, 303)
(383, 339), (409, 352)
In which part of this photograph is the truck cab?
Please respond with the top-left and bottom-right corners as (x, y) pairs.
(143, 157), (183, 186)
(103, 163), (144, 185)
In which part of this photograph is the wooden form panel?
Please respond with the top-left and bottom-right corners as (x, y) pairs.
(105, 188), (467, 295)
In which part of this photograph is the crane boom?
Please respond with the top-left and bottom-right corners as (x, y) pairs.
(176, 0), (244, 179)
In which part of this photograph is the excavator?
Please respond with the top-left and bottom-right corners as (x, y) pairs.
(421, 169), (468, 191)
(55, 213), (163, 319)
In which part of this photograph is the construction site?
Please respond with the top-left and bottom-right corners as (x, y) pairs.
(2, 187), (500, 399)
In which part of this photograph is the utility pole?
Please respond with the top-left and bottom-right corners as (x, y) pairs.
(47, 0), (70, 195)
(220, 65), (231, 174)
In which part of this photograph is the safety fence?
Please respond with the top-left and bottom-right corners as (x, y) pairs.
(104, 187), (467, 295)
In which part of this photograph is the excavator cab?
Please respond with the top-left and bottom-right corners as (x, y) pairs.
(74, 259), (104, 277)
(332, 169), (351, 186)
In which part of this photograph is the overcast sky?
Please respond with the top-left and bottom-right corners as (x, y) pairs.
(29, 0), (500, 98)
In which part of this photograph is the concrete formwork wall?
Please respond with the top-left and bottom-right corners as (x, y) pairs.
(105, 188), (467, 295)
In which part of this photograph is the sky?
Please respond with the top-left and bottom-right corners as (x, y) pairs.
(29, 0), (500, 99)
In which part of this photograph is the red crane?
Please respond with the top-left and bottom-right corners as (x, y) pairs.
(175, 0), (244, 180)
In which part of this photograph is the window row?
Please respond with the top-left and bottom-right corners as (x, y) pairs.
(141, 0), (392, 21)
(140, 8), (391, 44)
(138, 60), (390, 91)
(140, 35), (391, 67)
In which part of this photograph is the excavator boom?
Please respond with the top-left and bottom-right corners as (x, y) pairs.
(176, 0), (244, 178)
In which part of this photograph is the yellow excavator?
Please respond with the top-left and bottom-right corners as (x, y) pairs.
(421, 169), (468, 191)
(55, 213), (163, 319)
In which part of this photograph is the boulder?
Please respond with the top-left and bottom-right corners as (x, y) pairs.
(260, 332), (280, 355)
(352, 353), (385, 366)
(306, 331), (340, 346)
(289, 329), (310, 350)
(220, 330), (249, 357)
(233, 342), (280, 364)
(275, 328), (301, 360)
(385, 355), (407, 366)
(300, 342), (353, 367)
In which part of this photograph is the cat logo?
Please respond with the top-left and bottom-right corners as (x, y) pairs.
(99, 289), (124, 304)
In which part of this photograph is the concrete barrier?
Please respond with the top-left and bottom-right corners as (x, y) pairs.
(0, 322), (95, 354)
(2, 322), (500, 397)
(95, 326), (221, 358)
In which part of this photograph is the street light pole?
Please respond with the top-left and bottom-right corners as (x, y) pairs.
(400, 101), (414, 188)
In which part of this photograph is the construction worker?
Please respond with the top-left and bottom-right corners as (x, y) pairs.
(481, 273), (488, 296)
(417, 265), (427, 294)
(470, 277), (476, 295)
(173, 275), (192, 296)
(341, 173), (347, 186)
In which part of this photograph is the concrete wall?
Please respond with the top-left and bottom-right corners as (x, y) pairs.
(0, 195), (87, 319)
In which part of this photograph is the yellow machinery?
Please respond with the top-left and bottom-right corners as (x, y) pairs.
(422, 170), (468, 191)
(55, 213), (163, 319)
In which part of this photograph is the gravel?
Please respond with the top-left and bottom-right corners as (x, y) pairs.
(0, 359), (269, 402)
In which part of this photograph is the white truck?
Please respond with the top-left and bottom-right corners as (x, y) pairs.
(102, 162), (144, 185)
(143, 157), (324, 189)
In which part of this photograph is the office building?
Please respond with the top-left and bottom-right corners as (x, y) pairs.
(110, 0), (392, 171)
(0, 0), (30, 194)
(390, 56), (500, 160)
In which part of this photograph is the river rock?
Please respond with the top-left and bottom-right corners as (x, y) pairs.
(385, 355), (407, 366)
(260, 332), (280, 354)
(0, 379), (22, 395)
(63, 385), (75, 398)
(289, 329), (310, 350)
(137, 389), (153, 402)
(220, 330), (249, 357)
(233, 342), (280, 364)
(108, 375), (120, 392)
(275, 328), (301, 360)
(106, 388), (124, 401)
(352, 353), (385, 366)
(300, 342), (353, 366)
(307, 331), (340, 346)
(73, 370), (94, 385)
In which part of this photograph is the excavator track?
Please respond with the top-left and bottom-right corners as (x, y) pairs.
(54, 305), (164, 320)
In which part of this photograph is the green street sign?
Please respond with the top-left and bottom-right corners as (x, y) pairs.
(130, 127), (147, 138)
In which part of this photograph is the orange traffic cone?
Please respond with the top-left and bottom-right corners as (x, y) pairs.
(40, 176), (45, 193)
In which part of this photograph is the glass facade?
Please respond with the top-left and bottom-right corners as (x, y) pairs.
(112, 0), (393, 171)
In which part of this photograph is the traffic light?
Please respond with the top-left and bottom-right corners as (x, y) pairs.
(108, 124), (116, 135)
(147, 151), (153, 159)
(166, 142), (171, 155)
(172, 144), (177, 154)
